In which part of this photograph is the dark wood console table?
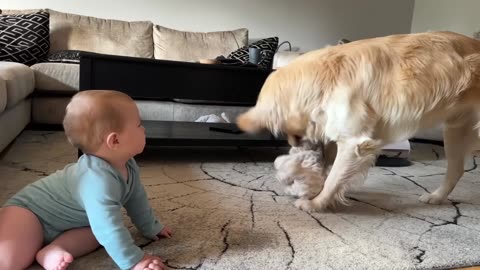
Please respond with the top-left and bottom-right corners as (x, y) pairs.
(143, 121), (287, 147)
(80, 52), (271, 105)
(79, 52), (287, 147)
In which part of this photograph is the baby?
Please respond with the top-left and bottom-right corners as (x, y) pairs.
(274, 141), (334, 199)
(0, 90), (171, 270)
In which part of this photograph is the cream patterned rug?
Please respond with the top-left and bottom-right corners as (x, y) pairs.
(1, 131), (480, 270)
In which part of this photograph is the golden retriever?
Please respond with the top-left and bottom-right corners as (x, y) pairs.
(237, 31), (480, 212)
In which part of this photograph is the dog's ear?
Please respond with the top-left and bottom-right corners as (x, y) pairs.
(285, 113), (308, 146)
(285, 114), (308, 134)
(236, 108), (266, 134)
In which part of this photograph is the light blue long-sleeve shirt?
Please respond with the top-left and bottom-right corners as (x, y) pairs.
(4, 155), (163, 269)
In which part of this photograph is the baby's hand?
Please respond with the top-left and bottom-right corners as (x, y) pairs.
(153, 226), (173, 240)
(159, 227), (173, 238)
(132, 254), (165, 270)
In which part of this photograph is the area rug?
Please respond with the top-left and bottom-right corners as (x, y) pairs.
(1, 131), (480, 270)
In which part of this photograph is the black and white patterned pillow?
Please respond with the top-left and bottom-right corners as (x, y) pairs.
(0, 12), (50, 66)
(44, 50), (85, 64)
(228, 37), (279, 69)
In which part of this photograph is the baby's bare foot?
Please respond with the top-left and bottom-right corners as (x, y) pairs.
(132, 255), (165, 270)
(36, 244), (74, 270)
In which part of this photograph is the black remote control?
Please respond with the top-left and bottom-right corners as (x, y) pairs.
(209, 126), (244, 134)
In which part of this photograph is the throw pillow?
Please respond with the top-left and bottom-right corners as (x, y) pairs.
(153, 25), (248, 62)
(47, 9), (153, 58)
(228, 37), (279, 69)
(0, 12), (50, 66)
(44, 50), (85, 64)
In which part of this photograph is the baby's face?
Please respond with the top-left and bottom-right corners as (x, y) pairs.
(118, 101), (146, 157)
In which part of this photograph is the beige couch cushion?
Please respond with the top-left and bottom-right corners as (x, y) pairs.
(0, 79), (6, 113)
(32, 97), (69, 124)
(47, 9), (154, 58)
(153, 26), (248, 62)
(0, 99), (31, 153)
(0, 62), (35, 109)
(1, 9), (46, 14)
(30, 63), (79, 92)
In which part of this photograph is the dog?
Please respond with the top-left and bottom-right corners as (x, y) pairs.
(237, 31), (480, 212)
(274, 141), (331, 200)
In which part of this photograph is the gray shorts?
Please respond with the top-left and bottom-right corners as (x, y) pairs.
(3, 198), (62, 244)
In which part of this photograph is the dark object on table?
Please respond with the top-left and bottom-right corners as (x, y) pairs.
(375, 155), (411, 167)
(209, 126), (244, 134)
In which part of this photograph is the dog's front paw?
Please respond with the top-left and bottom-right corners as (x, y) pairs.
(295, 199), (314, 212)
(419, 192), (446, 204)
(294, 198), (329, 212)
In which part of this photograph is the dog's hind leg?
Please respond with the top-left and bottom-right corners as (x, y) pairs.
(295, 137), (379, 212)
(419, 112), (478, 204)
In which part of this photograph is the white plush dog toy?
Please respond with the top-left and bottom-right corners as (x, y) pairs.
(274, 142), (331, 199)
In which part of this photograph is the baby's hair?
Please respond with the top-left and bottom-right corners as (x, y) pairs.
(63, 90), (134, 153)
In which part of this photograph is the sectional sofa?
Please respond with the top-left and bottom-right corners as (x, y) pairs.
(0, 9), (299, 153)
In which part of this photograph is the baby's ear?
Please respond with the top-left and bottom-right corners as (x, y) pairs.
(105, 132), (120, 149)
(236, 108), (266, 134)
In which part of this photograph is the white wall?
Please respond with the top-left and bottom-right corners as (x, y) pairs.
(2, 0), (414, 52)
(411, 0), (480, 37)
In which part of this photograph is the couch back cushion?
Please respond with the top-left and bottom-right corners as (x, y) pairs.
(153, 25), (248, 62)
(1, 9), (46, 14)
(47, 9), (153, 58)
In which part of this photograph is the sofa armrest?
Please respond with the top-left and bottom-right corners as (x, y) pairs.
(0, 62), (35, 109)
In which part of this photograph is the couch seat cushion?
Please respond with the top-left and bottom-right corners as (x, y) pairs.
(0, 61), (35, 110)
(47, 9), (154, 58)
(30, 62), (79, 93)
(0, 76), (6, 113)
(153, 26), (248, 62)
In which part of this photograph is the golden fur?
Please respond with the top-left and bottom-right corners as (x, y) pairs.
(237, 31), (480, 212)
